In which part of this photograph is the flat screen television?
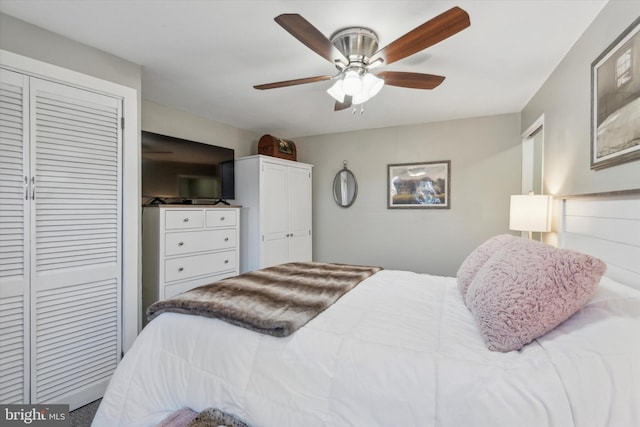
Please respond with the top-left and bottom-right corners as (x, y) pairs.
(141, 131), (234, 204)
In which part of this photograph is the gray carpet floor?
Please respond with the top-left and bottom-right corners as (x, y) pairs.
(70, 399), (101, 427)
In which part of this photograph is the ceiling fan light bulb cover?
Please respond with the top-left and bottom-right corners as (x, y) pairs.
(342, 70), (362, 96)
(327, 80), (346, 102)
(363, 73), (384, 97)
(351, 73), (384, 105)
(351, 92), (369, 105)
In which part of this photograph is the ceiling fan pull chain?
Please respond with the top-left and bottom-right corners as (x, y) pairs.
(350, 104), (365, 114)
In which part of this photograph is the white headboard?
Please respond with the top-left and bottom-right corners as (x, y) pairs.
(560, 189), (640, 291)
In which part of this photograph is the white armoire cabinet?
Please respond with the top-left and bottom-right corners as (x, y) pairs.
(0, 66), (123, 409)
(234, 155), (313, 273)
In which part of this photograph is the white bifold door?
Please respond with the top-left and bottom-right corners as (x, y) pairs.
(0, 68), (122, 409)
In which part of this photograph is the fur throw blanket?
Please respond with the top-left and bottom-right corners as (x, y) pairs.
(146, 262), (382, 336)
(155, 407), (250, 427)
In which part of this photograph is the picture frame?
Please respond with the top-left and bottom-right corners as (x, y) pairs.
(591, 17), (640, 170)
(388, 161), (450, 209)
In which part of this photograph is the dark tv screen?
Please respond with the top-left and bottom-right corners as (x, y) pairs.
(142, 131), (234, 201)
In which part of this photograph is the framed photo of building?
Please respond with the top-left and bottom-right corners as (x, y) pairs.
(591, 17), (640, 170)
(387, 161), (450, 209)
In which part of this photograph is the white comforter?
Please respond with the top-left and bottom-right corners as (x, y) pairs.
(92, 270), (640, 427)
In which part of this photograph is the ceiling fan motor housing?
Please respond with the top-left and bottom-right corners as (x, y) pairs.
(331, 27), (379, 66)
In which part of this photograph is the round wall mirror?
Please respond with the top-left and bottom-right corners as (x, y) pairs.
(333, 163), (358, 208)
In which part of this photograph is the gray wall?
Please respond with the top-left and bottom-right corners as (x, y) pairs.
(521, 1), (640, 196)
(296, 113), (522, 276)
(0, 14), (258, 159)
(142, 100), (257, 158)
(0, 13), (141, 91)
(5, 0), (636, 281)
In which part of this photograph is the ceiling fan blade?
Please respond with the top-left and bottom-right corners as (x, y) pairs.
(275, 14), (346, 63)
(334, 96), (353, 111)
(376, 71), (445, 89)
(254, 75), (333, 90)
(374, 7), (470, 65)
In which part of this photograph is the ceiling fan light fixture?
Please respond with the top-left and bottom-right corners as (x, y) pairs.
(350, 73), (384, 105)
(329, 70), (384, 106)
(362, 73), (384, 98)
(341, 70), (362, 96)
(327, 80), (346, 102)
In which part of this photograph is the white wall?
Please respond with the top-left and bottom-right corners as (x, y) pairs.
(296, 113), (521, 276)
(521, 1), (640, 196)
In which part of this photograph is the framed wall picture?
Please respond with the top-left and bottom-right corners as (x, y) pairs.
(591, 17), (640, 170)
(388, 161), (450, 209)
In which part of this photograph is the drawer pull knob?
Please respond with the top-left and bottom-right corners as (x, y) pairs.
(220, 216), (225, 221)
(224, 260), (229, 264)
(178, 241), (184, 246)
(183, 217), (189, 222)
(178, 267), (184, 272)
(224, 237), (229, 242)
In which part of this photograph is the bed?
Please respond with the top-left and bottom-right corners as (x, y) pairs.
(92, 191), (640, 427)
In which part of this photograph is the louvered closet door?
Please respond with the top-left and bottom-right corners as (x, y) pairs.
(0, 69), (30, 404)
(30, 78), (122, 408)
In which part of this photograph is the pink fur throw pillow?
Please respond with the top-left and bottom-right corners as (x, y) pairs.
(456, 234), (518, 298)
(465, 238), (606, 352)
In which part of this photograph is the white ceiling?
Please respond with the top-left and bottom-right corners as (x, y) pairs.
(0, 0), (608, 138)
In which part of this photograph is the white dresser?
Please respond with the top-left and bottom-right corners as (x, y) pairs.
(141, 206), (240, 325)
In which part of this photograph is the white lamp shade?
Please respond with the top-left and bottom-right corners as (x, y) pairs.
(351, 91), (368, 105)
(352, 73), (384, 105)
(341, 70), (362, 96)
(362, 73), (384, 97)
(509, 194), (552, 232)
(327, 80), (345, 102)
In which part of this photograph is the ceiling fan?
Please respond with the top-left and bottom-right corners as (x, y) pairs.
(254, 7), (470, 111)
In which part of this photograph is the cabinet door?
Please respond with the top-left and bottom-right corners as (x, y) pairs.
(288, 165), (312, 263)
(260, 161), (289, 268)
(0, 68), (30, 404)
(30, 78), (122, 408)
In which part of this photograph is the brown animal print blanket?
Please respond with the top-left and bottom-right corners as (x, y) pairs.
(146, 262), (382, 337)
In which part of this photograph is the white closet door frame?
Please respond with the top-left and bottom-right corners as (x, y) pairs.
(0, 49), (140, 354)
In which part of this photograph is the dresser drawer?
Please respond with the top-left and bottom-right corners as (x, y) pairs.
(164, 250), (236, 283)
(165, 229), (237, 256)
(206, 209), (237, 228)
(165, 210), (204, 230)
(162, 270), (236, 300)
